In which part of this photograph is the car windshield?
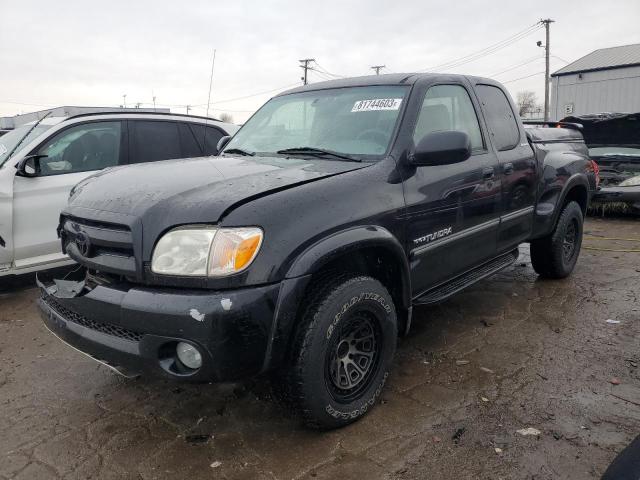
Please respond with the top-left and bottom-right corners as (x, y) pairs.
(224, 85), (409, 159)
(590, 146), (640, 157)
(0, 124), (53, 167)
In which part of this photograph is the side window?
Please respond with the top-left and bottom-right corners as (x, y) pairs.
(414, 85), (484, 152)
(188, 124), (224, 155)
(36, 122), (122, 176)
(475, 85), (520, 151)
(178, 124), (203, 158)
(130, 121), (181, 163)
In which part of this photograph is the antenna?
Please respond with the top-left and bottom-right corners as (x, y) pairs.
(203, 49), (217, 154)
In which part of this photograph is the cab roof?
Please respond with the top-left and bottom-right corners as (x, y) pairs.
(278, 73), (498, 96)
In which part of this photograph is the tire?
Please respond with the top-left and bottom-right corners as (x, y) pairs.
(279, 275), (397, 429)
(530, 200), (584, 279)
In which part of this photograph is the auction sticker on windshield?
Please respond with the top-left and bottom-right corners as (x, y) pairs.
(352, 98), (402, 112)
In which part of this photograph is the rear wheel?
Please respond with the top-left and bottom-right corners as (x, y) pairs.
(530, 200), (584, 278)
(279, 275), (397, 429)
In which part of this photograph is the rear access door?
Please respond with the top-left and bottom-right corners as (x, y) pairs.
(474, 83), (537, 253)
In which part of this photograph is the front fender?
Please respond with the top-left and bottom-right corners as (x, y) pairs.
(261, 226), (411, 372)
(286, 225), (411, 308)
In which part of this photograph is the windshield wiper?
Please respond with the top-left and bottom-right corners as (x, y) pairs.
(6, 111), (52, 161)
(277, 147), (361, 162)
(223, 148), (255, 156)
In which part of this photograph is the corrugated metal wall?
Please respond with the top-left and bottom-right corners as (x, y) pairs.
(551, 65), (640, 119)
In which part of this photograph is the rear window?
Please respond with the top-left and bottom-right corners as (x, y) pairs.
(475, 85), (520, 151)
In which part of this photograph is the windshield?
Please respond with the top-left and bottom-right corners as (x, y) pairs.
(590, 146), (640, 157)
(0, 124), (53, 167)
(224, 85), (409, 159)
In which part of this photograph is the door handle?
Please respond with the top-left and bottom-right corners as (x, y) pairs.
(482, 167), (495, 179)
(503, 162), (514, 175)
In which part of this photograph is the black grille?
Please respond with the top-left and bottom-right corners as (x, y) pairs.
(61, 215), (136, 276)
(42, 294), (143, 342)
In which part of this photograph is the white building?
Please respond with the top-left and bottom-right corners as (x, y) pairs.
(551, 43), (640, 119)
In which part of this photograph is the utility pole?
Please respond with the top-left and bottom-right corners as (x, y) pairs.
(539, 18), (554, 121)
(299, 58), (315, 85)
(186, 105), (191, 115)
(371, 65), (386, 75)
(122, 94), (127, 108)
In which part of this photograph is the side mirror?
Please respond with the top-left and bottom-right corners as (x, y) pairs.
(216, 136), (232, 154)
(15, 155), (43, 177)
(411, 131), (471, 166)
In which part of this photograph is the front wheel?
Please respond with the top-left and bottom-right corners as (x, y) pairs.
(281, 275), (397, 429)
(530, 200), (584, 278)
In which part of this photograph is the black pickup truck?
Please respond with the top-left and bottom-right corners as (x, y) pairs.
(38, 73), (597, 429)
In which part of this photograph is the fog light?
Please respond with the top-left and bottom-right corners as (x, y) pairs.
(176, 342), (202, 369)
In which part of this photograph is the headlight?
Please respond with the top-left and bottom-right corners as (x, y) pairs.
(151, 226), (263, 277)
(619, 175), (640, 187)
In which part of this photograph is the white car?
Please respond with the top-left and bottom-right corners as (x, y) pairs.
(0, 112), (238, 277)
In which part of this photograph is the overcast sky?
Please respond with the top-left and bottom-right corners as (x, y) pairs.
(1, 0), (639, 122)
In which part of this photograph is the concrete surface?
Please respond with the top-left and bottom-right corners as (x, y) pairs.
(1, 217), (638, 480)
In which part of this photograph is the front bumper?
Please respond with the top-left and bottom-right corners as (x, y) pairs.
(37, 271), (282, 382)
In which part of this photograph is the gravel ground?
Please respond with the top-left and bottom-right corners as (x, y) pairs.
(0, 217), (638, 480)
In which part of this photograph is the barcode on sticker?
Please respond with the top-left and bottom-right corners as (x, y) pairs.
(351, 98), (402, 112)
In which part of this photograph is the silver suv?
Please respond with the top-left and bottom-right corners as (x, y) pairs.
(0, 112), (238, 277)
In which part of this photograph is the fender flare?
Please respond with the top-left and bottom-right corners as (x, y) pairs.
(554, 173), (590, 222)
(285, 225), (411, 310)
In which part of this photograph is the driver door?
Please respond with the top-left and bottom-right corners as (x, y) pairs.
(12, 121), (124, 270)
(402, 83), (501, 295)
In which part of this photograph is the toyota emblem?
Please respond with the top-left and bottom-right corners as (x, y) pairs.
(75, 231), (92, 257)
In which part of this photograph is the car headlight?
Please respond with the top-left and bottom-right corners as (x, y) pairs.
(619, 175), (640, 187)
(151, 226), (263, 277)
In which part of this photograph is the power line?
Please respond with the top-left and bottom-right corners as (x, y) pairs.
(207, 83), (300, 105)
(1, 82), (300, 115)
(420, 22), (543, 72)
(551, 54), (570, 64)
(501, 71), (545, 84)
(487, 55), (543, 77)
(312, 61), (344, 78)
(307, 67), (335, 81)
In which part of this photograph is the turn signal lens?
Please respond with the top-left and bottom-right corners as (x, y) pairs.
(208, 228), (263, 276)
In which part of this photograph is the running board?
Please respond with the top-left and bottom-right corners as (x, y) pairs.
(413, 248), (519, 306)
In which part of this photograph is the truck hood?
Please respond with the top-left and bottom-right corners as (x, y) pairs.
(67, 154), (369, 224)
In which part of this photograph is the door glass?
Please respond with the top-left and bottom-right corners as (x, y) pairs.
(36, 122), (122, 176)
(414, 85), (484, 151)
(188, 124), (224, 155)
(178, 124), (203, 158)
(131, 121), (181, 163)
(475, 85), (520, 151)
